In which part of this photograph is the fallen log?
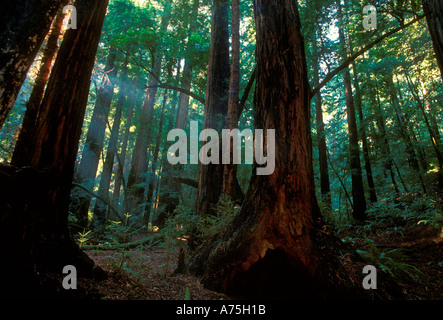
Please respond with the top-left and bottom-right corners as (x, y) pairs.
(81, 234), (162, 250)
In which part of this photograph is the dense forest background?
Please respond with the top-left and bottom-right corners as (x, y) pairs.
(0, 0), (442, 300)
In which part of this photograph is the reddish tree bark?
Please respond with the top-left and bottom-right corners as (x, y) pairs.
(11, 9), (66, 167)
(190, 0), (399, 299)
(222, 0), (245, 204)
(196, 0), (230, 216)
(423, 0), (443, 80)
(1, 0), (109, 298)
(0, 0), (68, 130)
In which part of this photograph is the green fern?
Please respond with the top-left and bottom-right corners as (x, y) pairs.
(357, 239), (425, 283)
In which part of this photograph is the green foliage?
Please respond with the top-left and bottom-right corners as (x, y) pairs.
(77, 229), (92, 248)
(366, 194), (443, 229)
(160, 195), (239, 252)
(356, 239), (425, 283)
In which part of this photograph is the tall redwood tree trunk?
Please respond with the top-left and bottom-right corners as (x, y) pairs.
(0, 0), (109, 298)
(196, 0), (230, 216)
(72, 50), (117, 228)
(190, 0), (394, 299)
(336, 0), (367, 221)
(423, 0), (443, 80)
(222, 0), (244, 204)
(125, 1), (171, 216)
(0, 0), (67, 130)
(11, 9), (66, 167)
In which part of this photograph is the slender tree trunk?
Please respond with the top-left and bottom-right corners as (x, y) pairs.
(222, 0), (245, 204)
(0, 0), (110, 298)
(312, 26), (331, 208)
(337, 0), (367, 221)
(175, 0), (200, 131)
(113, 78), (137, 205)
(196, 0), (230, 216)
(71, 50), (117, 228)
(190, 0), (396, 299)
(423, 0), (443, 80)
(93, 61), (128, 230)
(352, 62), (377, 203)
(0, 0), (68, 130)
(374, 80), (400, 194)
(143, 89), (168, 225)
(386, 72), (427, 193)
(11, 9), (66, 167)
(125, 1), (171, 216)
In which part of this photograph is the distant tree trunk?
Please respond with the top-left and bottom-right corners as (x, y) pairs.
(374, 80), (400, 194)
(190, 0), (397, 299)
(113, 78), (137, 205)
(0, 0), (67, 130)
(312, 26), (331, 208)
(423, 0), (443, 80)
(196, 0), (230, 216)
(11, 9), (66, 167)
(352, 62), (377, 203)
(71, 50), (117, 228)
(93, 61), (128, 230)
(143, 89), (168, 225)
(175, 0), (200, 131)
(337, 0), (367, 221)
(386, 72), (427, 193)
(222, 0), (245, 205)
(0, 0), (109, 298)
(158, 0), (199, 219)
(403, 66), (443, 187)
(125, 1), (171, 216)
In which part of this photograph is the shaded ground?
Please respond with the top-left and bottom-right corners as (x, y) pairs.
(80, 245), (227, 300)
(77, 218), (443, 300)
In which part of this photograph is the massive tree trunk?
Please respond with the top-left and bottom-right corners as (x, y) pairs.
(11, 9), (66, 167)
(0, 0), (67, 130)
(190, 0), (397, 299)
(336, 0), (367, 221)
(423, 0), (443, 80)
(196, 0), (230, 216)
(71, 50), (117, 228)
(0, 0), (109, 298)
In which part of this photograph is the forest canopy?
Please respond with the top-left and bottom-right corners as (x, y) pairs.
(0, 0), (442, 301)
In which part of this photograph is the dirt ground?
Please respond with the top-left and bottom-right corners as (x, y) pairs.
(78, 222), (443, 300)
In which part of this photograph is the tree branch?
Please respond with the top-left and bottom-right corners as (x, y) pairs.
(172, 176), (198, 188)
(147, 84), (205, 104)
(310, 15), (424, 99)
(239, 67), (256, 114)
(72, 182), (125, 224)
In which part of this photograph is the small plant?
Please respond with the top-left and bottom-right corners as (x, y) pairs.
(356, 239), (425, 283)
(77, 229), (92, 248)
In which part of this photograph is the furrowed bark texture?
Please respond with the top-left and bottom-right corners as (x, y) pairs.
(423, 0), (443, 80)
(0, 0), (67, 130)
(190, 0), (400, 299)
(196, 0), (230, 216)
(0, 0), (110, 298)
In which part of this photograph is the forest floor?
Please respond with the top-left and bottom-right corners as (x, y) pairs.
(79, 218), (443, 300)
